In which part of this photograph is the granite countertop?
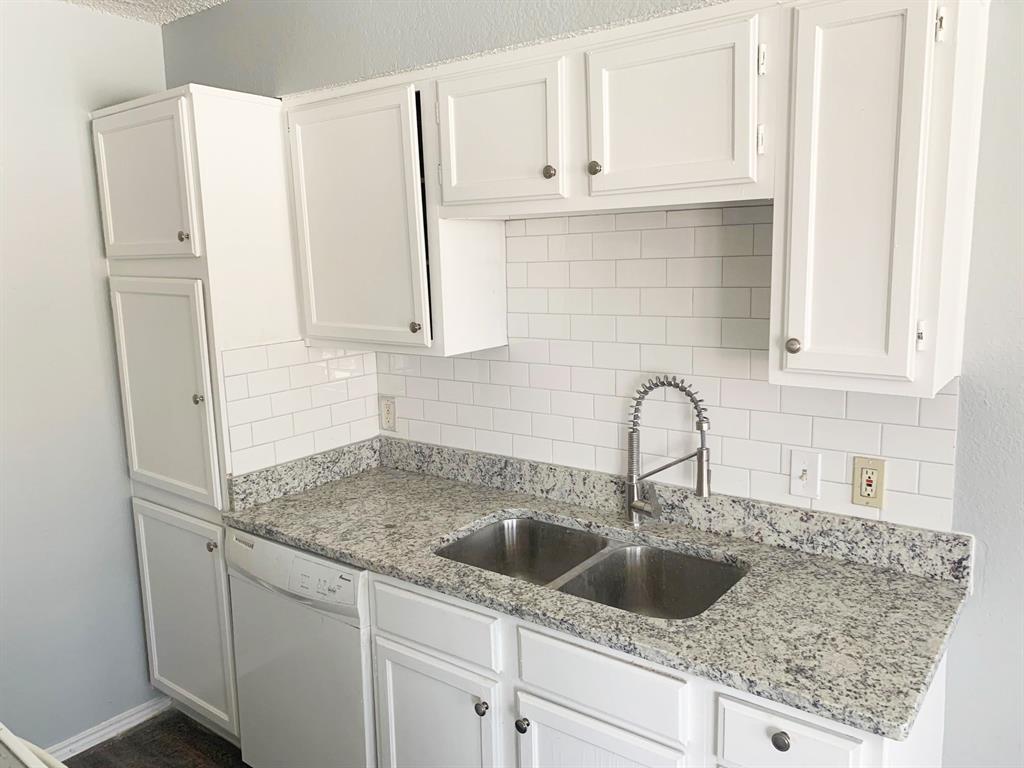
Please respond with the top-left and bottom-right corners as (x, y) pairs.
(223, 466), (967, 740)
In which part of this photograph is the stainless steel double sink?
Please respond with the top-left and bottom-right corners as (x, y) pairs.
(436, 518), (745, 620)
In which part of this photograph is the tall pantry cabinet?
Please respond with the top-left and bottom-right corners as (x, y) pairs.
(92, 84), (301, 737)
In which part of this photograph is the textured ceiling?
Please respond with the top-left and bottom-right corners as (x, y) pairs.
(67, 0), (231, 25)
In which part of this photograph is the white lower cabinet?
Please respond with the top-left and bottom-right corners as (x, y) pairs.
(369, 575), (946, 768)
(374, 636), (500, 768)
(515, 693), (685, 768)
(133, 498), (238, 735)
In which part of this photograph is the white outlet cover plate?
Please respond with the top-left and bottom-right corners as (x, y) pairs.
(852, 456), (885, 509)
(380, 396), (397, 431)
(789, 449), (822, 498)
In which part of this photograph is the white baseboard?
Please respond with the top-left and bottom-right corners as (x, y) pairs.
(45, 696), (172, 761)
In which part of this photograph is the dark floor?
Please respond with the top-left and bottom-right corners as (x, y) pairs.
(66, 710), (246, 768)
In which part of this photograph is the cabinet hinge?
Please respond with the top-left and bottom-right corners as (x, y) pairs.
(935, 7), (947, 42)
(916, 321), (927, 350)
(434, 100), (440, 124)
(757, 44), (767, 76)
(437, 163), (443, 187)
(756, 124), (766, 155)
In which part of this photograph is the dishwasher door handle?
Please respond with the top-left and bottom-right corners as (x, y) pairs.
(228, 566), (362, 621)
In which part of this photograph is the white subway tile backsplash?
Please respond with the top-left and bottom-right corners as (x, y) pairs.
(222, 346), (268, 376)
(507, 235), (547, 262)
(532, 313), (573, 342)
(694, 224), (753, 257)
(882, 424), (956, 464)
(593, 288), (640, 315)
(266, 340), (309, 369)
(251, 415), (293, 445)
(525, 216), (568, 236)
(616, 316), (665, 343)
(594, 231), (641, 260)
(666, 257), (722, 287)
(568, 214), (615, 233)
(223, 208), (960, 534)
(641, 228), (695, 259)
(275, 433), (315, 463)
(548, 233), (593, 261)
(616, 259), (666, 287)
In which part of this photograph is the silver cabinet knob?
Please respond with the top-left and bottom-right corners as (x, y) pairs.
(192, 393), (205, 405)
(177, 230), (190, 242)
(771, 731), (791, 752)
(515, 718), (530, 734)
(542, 165), (557, 179)
(206, 541), (218, 553)
(587, 160), (603, 175)
(785, 338), (802, 354)
(409, 321), (422, 333)
(474, 701), (489, 717)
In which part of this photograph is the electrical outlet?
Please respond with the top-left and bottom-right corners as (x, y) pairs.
(852, 456), (885, 509)
(380, 396), (397, 431)
(789, 450), (822, 498)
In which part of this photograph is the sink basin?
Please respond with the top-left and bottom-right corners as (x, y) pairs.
(437, 518), (610, 585)
(556, 545), (745, 619)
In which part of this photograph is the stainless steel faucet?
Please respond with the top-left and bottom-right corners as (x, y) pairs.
(626, 375), (710, 527)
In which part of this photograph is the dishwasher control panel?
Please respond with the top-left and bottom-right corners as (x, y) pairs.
(288, 555), (355, 606)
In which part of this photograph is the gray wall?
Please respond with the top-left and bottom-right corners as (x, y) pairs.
(943, 1), (1024, 765)
(0, 0), (166, 747)
(162, 0), (717, 96)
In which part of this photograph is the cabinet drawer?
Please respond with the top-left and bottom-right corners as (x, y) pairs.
(371, 581), (500, 672)
(717, 696), (863, 768)
(517, 628), (687, 745)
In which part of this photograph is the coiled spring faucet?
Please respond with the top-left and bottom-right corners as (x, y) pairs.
(626, 375), (711, 527)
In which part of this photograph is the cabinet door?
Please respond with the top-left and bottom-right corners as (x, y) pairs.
(779, 0), (933, 381)
(92, 97), (202, 258)
(133, 498), (238, 735)
(438, 58), (566, 204)
(375, 637), (499, 768)
(516, 693), (684, 768)
(288, 85), (431, 347)
(110, 277), (221, 507)
(586, 15), (759, 195)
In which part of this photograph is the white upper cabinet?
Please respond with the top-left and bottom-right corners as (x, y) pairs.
(438, 57), (567, 204)
(93, 97), (202, 258)
(781, 0), (931, 381)
(288, 85), (432, 347)
(110, 277), (221, 507)
(586, 13), (761, 196)
(770, 0), (989, 396)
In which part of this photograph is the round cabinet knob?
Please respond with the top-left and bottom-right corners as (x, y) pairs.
(409, 321), (422, 334)
(771, 731), (791, 752)
(177, 230), (190, 242)
(542, 164), (557, 179)
(587, 160), (603, 176)
(192, 393), (205, 405)
(206, 541), (218, 553)
(785, 337), (802, 354)
(474, 701), (489, 717)
(514, 718), (530, 734)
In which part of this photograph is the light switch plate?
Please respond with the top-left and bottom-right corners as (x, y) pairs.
(789, 450), (822, 498)
(852, 456), (885, 509)
(380, 396), (397, 431)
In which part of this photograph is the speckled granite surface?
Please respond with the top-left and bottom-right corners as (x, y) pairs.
(232, 437), (973, 583)
(224, 467), (967, 740)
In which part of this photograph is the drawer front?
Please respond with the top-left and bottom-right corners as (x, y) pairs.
(717, 696), (863, 768)
(518, 628), (688, 745)
(372, 580), (500, 672)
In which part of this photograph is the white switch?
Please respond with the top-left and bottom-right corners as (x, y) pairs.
(789, 450), (822, 498)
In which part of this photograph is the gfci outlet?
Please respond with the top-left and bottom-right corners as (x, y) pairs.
(380, 396), (397, 431)
(852, 456), (885, 509)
